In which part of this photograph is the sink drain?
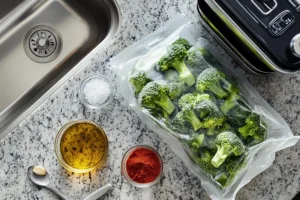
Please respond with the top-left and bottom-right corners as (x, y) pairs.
(24, 25), (62, 63)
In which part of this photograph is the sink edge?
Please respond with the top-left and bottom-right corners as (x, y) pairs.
(0, 0), (122, 140)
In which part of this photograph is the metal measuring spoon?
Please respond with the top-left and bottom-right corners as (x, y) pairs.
(27, 166), (113, 200)
(27, 166), (69, 200)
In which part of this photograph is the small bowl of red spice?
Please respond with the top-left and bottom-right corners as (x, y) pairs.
(121, 145), (163, 188)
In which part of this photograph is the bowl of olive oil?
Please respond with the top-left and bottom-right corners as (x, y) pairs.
(55, 120), (108, 173)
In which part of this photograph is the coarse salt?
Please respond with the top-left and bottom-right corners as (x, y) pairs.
(83, 78), (111, 105)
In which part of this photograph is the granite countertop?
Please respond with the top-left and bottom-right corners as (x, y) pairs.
(1, 0), (300, 200)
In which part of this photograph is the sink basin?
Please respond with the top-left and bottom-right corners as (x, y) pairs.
(0, 0), (120, 139)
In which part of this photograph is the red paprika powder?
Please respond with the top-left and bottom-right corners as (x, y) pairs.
(126, 148), (161, 184)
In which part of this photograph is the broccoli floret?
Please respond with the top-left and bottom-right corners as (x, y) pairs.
(193, 148), (220, 177)
(194, 99), (219, 118)
(172, 38), (192, 50)
(220, 88), (241, 114)
(214, 153), (247, 188)
(164, 70), (189, 100)
(196, 68), (228, 99)
(238, 113), (267, 145)
(172, 105), (202, 131)
(226, 104), (252, 130)
(186, 48), (210, 76)
(203, 113), (226, 136)
(138, 81), (175, 115)
(168, 82), (189, 100)
(223, 152), (248, 187)
(194, 99), (225, 135)
(178, 93), (211, 109)
(190, 133), (206, 153)
(164, 70), (180, 82)
(206, 135), (217, 153)
(214, 172), (229, 188)
(156, 44), (195, 86)
(186, 48), (208, 68)
(211, 131), (245, 168)
(225, 153), (247, 177)
(175, 93), (211, 132)
(129, 71), (152, 95)
(215, 123), (232, 134)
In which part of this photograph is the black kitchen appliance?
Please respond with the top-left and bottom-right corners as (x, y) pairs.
(198, 0), (300, 74)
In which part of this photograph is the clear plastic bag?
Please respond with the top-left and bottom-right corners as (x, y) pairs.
(110, 15), (299, 200)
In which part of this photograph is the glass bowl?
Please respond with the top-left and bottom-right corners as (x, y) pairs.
(121, 145), (163, 188)
(79, 75), (112, 109)
(55, 120), (108, 173)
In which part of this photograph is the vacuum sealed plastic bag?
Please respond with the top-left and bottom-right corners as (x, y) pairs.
(110, 15), (299, 200)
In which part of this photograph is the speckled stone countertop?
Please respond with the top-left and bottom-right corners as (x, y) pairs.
(1, 0), (300, 200)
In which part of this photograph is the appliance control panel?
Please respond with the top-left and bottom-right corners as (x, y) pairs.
(217, 0), (300, 68)
(269, 11), (295, 36)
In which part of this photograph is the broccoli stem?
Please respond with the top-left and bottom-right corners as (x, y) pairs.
(173, 60), (195, 86)
(208, 84), (228, 99)
(220, 92), (240, 114)
(211, 144), (231, 168)
(155, 96), (175, 114)
(220, 100), (236, 114)
(186, 110), (202, 131)
(207, 125), (217, 136)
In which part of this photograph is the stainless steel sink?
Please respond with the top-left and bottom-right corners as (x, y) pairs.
(0, 0), (121, 139)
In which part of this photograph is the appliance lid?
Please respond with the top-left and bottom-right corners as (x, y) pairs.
(207, 0), (300, 71)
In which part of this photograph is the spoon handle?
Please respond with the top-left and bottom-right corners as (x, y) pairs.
(47, 185), (69, 200)
(83, 184), (112, 200)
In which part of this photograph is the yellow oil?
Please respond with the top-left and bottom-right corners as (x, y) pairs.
(60, 122), (107, 169)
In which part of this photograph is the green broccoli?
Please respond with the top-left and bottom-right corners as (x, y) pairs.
(138, 81), (175, 115)
(172, 105), (202, 131)
(214, 153), (247, 188)
(225, 153), (247, 177)
(168, 82), (189, 100)
(194, 99), (219, 118)
(186, 48), (208, 68)
(193, 148), (220, 177)
(156, 44), (195, 86)
(174, 93), (211, 132)
(215, 123), (232, 135)
(196, 68), (228, 99)
(129, 71), (152, 95)
(226, 104), (252, 130)
(220, 88), (241, 114)
(206, 135), (218, 153)
(186, 48), (210, 76)
(202, 114), (226, 136)
(178, 93), (211, 109)
(238, 113), (267, 145)
(190, 133), (206, 153)
(164, 70), (180, 82)
(163, 70), (189, 100)
(211, 131), (245, 168)
(214, 172), (229, 188)
(194, 99), (225, 135)
(223, 152), (248, 187)
(171, 38), (192, 50)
